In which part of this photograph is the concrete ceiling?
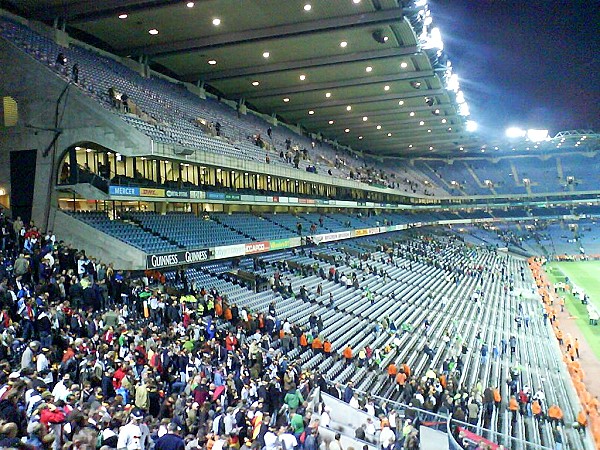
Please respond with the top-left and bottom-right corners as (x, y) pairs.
(7, 0), (479, 156)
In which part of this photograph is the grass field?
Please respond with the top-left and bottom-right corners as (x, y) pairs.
(547, 261), (600, 362)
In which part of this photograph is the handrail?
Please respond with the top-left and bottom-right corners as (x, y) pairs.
(322, 379), (555, 450)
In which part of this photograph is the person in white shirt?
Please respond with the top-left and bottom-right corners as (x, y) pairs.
(379, 422), (395, 450)
(279, 427), (298, 450)
(329, 433), (343, 450)
(319, 406), (331, 428)
(117, 409), (144, 450)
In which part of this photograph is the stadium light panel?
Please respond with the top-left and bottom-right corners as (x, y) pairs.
(526, 129), (549, 141)
(505, 127), (526, 138)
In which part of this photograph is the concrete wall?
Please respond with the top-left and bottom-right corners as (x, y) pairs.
(52, 209), (146, 270)
(0, 38), (152, 230)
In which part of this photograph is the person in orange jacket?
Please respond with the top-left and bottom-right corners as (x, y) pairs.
(387, 363), (397, 381)
(493, 388), (502, 408)
(532, 400), (543, 422)
(311, 336), (323, 353)
(299, 333), (308, 348)
(342, 345), (353, 364)
(323, 340), (332, 355)
(548, 404), (564, 426)
(395, 371), (407, 393)
(508, 396), (519, 423)
(575, 410), (587, 433)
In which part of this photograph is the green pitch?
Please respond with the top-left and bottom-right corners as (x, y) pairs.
(546, 261), (600, 362)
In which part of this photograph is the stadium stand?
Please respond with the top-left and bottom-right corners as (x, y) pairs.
(1, 3), (600, 450)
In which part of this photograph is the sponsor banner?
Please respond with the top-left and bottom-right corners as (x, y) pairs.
(109, 185), (139, 196)
(245, 241), (270, 254)
(269, 238), (290, 250)
(367, 227), (381, 235)
(189, 190), (205, 199)
(306, 199), (316, 204)
(278, 197), (289, 203)
(255, 196), (267, 202)
(146, 248), (209, 269)
(225, 193), (241, 201)
(437, 219), (466, 225)
(336, 200), (354, 207)
(313, 231), (352, 244)
(213, 244), (246, 259)
(397, 224), (408, 230)
(271, 196), (279, 203)
(299, 198), (308, 204)
(207, 192), (226, 200)
(386, 226), (396, 232)
(289, 237), (302, 247)
(240, 194), (254, 202)
(355, 229), (369, 237)
(366, 202), (375, 207)
(357, 202), (366, 206)
(140, 187), (165, 197)
(288, 197), (299, 204)
(165, 189), (189, 199)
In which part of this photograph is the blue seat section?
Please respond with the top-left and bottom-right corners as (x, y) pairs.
(66, 211), (179, 253)
(123, 212), (245, 248)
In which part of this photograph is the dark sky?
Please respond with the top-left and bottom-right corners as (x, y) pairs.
(432, 0), (600, 140)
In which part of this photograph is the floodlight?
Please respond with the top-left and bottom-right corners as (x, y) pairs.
(465, 120), (478, 132)
(505, 127), (526, 139)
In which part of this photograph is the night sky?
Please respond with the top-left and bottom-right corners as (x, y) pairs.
(432, 0), (600, 140)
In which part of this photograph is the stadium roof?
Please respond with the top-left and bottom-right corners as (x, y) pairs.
(8, 0), (480, 156)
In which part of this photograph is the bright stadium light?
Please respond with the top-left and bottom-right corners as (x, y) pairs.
(526, 129), (549, 141)
(465, 120), (478, 132)
(505, 127), (526, 138)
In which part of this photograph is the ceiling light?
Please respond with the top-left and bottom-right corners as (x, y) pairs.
(427, 129), (432, 133)
(400, 62), (408, 69)
(448, 127), (452, 131)
(441, 118), (447, 123)
(358, 135), (363, 139)
(325, 92), (332, 98)
(346, 105), (352, 111)
(283, 97), (290, 102)
(186, 2), (194, 7)
(408, 144), (413, 148)
(252, 81), (260, 86)
(304, 4), (312, 11)
(353, 0), (361, 3)
(308, 110), (314, 115)
(299, 74), (306, 81)
(398, 100), (404, 106)
(429, 146), (434, 150)
(344, 128), (350, 133)
(384, 85), (390, 91)
(148, 29), (159, 35)
(466, 120), (478, 132)
(376, 125), (382, 130)
(387, 133), (392, 137)
(459, 146), (464, 151)
(419, 120), (425, 125)
(433, 109), (440, 115)
(365, 66), (373, 72)
(212, 18), (221, 26)
(118, 13), (128, 19)
(328, 120), (334, 124)
(362, 116), (368, 121)
(262, 51), (270, 58)
(340, 41), (348, 48)
(409, 111), (415, 116)
(208, 59), (217, 65)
